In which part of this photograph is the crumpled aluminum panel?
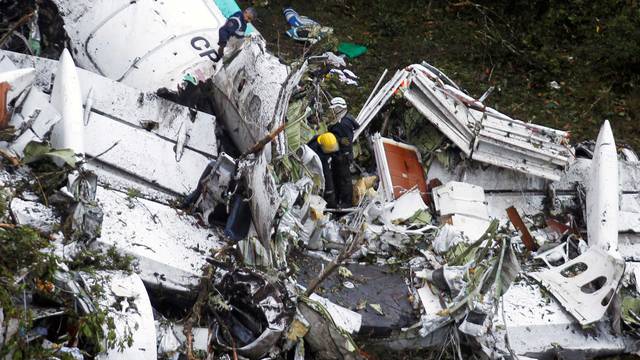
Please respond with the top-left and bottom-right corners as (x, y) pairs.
(212, 37), (290, 152)
(356, 62), (572, 180)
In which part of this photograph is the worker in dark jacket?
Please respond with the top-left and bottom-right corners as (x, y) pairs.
(217, 7), (257, 60)
(327, 97), (359, 207)
(307, 132), (340, 208)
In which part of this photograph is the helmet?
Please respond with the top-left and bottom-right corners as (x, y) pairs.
(329, 97), (347, 110)
(317, 133), (339, 154)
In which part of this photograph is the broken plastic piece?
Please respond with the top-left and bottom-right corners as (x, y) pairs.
(337, 42), (368, 59)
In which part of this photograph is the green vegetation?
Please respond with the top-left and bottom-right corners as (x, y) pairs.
(0, 226), (134, 357)
(246, 0), (640, 147)
(67, 246), (136, 274)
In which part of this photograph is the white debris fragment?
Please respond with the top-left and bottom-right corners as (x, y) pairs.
(309, 293), (362, 334)
(387, 189), (429, 223)
(357, 63), (572, 180)
(549, 80), (561, 90)
(433, 181), (491, 241)
(49, 49), (84, 156)
(90, 272), (157, 360)
(432, 224), (465, 254)
(10, 88), (62, 155)
(529, 247), (625, 325)
(94, 187), (221, 292)
(490, 280), (627, 357)
(156, 322), (181, 359)
(0, 67), (35, 104)
(586, 120), (619, 251)
(10, 197), (59, 234)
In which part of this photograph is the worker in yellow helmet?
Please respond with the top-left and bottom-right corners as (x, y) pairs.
(307, 132), (353, 208)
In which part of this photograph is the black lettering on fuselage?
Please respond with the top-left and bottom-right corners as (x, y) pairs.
(190, 36), (218, 62)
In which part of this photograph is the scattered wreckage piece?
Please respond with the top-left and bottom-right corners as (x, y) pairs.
(371, 133), (428, 202)
(307, 293), (362, 335)
(489, 280), (630, 358)
(7, 86), (62, 156)
(528, 247), (625, 326)
(208, 268), (294, 359)
(298, 300), (360, 360)
(49, 48), (84, 156)
(432, 181), (491, 241)
(239, 152), (282, 249)
(385, 188), (430, 224)
(506, 206), (538, 251)
(0, 50), (218, 198)
(50, 0), (228, 92)
(426, 150), (640, 236)
(90, 271), (157, 360)
(620, 194), (640, 233)
(194, 152), (237, 224)
(94, 186), (222, 293)
(212, 37), (290, 153)
(357, 63), (572, 180)
(0, 67), (34, 105)
(10, 197), (59, 234)
(527, 122), (624, 326)
(586, 120), (619, 251)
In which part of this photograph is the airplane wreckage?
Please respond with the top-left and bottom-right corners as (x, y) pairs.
(0, 0), (640, 359)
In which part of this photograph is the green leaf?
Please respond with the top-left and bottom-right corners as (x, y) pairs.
(23, 141), (77, 168)
(81, 324), (93, 339)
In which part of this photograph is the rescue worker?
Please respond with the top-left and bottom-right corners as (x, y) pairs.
(217, 7), (257, 60)
(307, 132), (340, 208)
(327, 97), (359, 207)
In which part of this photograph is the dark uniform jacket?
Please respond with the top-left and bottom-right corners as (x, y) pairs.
(307, 135), (337, 207)
(328, 114), (359, 157)
(218, 11), (248, 47)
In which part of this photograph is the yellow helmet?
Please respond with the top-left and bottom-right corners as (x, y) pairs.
(317, 132), (339, 154)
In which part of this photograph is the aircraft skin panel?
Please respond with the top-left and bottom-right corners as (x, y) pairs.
(52, 0), (227, 91)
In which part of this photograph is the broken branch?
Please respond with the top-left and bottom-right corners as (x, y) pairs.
(0, 147), (20, 166)
(304, 228), (366, 297)
(184, 264), (215, 360)
(241, 122), (286, 158)
(0, 11), (35, 48)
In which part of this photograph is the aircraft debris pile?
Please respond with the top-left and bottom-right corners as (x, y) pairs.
(1, 1), (640, 359)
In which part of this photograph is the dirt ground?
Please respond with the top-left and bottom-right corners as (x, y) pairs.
(240, 0), (640, 149)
